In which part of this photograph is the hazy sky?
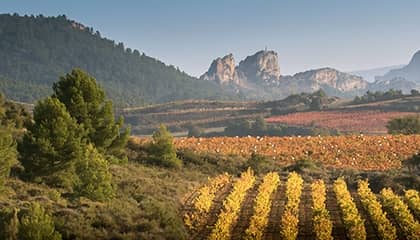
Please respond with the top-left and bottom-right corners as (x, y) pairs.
(1, 0), (420, 76)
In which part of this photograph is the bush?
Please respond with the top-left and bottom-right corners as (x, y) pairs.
(74, 145), (115, 201)
(147, 125), (182, 169)
(18, 203), (62, 240)
(386, 115), (420, 135)
(244, 153), (273, 175)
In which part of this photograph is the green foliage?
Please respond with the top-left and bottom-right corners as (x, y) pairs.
(352, 89), (404, 104)
(18, 203), (62, 240)
(0, 127), (17, 189)
(244, 153), (273, 175)
(0, 92), (31, 129)
(386, 115), (420, 135)
(74, 145), (114, 201)
(0, 14), (238, 105)
(53, 69), (129, 161)
(18, 97), (83, 186)
(0, 208), (19, 240)
(148, 125), (182, 169)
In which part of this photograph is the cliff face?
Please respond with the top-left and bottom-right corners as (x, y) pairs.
(236, 50), (281, 84)
(291, 68), (368, 92)
(200, 54), (239, 84)
(200, 50), (281, 86)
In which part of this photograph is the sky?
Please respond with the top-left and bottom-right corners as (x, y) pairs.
(1, 0), (420, 76)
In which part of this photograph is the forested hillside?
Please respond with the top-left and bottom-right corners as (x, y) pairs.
(0, 14), (238, 106)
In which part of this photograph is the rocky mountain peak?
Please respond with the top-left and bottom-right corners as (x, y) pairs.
(237, 50), (281, 83)
(200, 53), (238, 84)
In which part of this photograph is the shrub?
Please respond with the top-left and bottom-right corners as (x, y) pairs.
(18, 203), (62, 240)
(386, 115), (420, 135)
(147, 125), (182, 169)
(74, 145), (114, 201)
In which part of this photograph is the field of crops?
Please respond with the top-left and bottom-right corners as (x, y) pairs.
(183, 171), (420, 240)
(265, 111), (417, 134)
(130, 135), (420, 170)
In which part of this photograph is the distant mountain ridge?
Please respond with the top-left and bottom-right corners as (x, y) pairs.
(349, 65), (404, 82)
(375, 51), (420, 84)
(0, 14), (239, 105)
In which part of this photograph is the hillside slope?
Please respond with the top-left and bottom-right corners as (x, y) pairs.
(0, 14), (239, 105)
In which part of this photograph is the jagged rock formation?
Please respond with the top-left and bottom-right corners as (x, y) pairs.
(200, 54), (239, 84)
(201, 49), (420, 99)
(200, 50), (281, 86)
(201, 51), (369, 98)
(236, 50), (281, 84)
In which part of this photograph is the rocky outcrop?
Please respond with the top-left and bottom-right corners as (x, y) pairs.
(200, 54), (239, 84)
(236, 50), (281, 84)
(377, 50), (420, 84)
(200, 50), (370, 99)
(286, 68), (368, 92)
(201, 50), (281, 86)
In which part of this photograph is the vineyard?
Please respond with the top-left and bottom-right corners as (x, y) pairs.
(265, 111), (417, 134)
(132, 135), (420, 170)
(183, 171), (420, 240)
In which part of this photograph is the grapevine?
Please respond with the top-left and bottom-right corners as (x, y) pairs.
(381, 188), (420, 240)
(405, 189), (420, 219)
(334, 177), (366, 240)
(311, 179), (333, 240)
(357, 180), (397, 240)
(280, 172), (303, 240)
(184, 173), (230, 230)
(133, 135), (420, 170)
(244, 172), (280, 240)
(208, 168), (256, 240)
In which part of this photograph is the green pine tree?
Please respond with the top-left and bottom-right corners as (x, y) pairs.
(18, 203), (61, 240)
(74, 144), (114, 201)
(148, 125), (182, 169)
(18, 97), (83, 187)
(52, 69), (129, 160)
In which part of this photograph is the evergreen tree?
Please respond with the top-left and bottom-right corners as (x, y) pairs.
(148, 125), (182, 169)
(52, 69), (129, 160)
(74, 144), (114, 201)
(18, 203), (61, 240)
(0, 127), (16, 189)
(18, 97), (83, 186)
